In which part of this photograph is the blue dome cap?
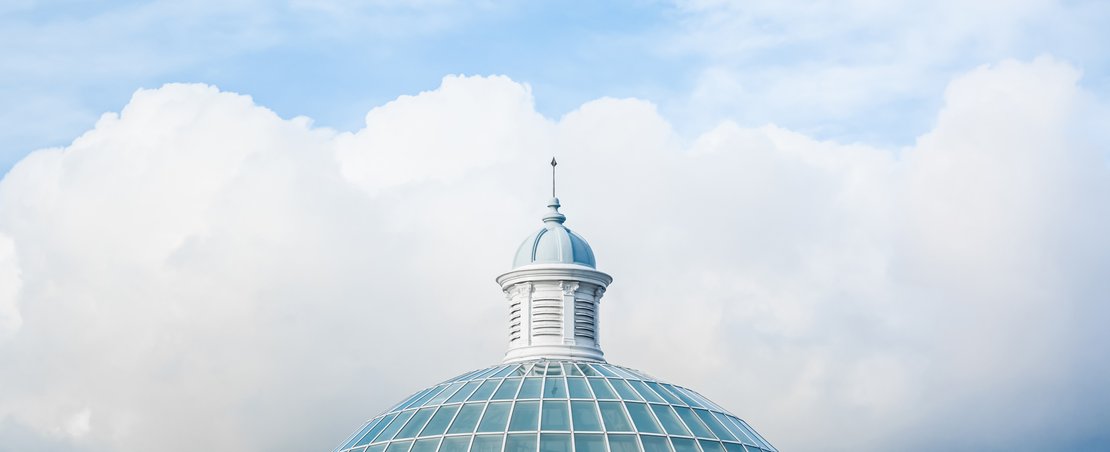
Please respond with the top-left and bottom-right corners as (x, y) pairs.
(512, 197), (596, 268)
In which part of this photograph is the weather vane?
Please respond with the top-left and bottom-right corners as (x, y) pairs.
(551, 157), (558, 197)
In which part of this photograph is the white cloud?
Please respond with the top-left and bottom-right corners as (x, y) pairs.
(0, 58), (1108, 452)
(62, 408), (90, 439)
(0, 233), (21, 339)
(666, 0), (1110, 143)
(335, 75), (551, 194)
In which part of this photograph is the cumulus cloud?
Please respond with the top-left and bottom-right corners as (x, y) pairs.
(668, 0), (1110, 143)
(0, 233), (20, 339)
(0, 58), (1108, 452)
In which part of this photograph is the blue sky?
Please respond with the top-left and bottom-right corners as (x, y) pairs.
(2, 1), (687, 171)
(2, 2), (1110, 452)
(5, 0), (1107, 173)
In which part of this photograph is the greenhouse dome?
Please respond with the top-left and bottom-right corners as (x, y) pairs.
(333, 161), (777, 452)
(333, 360), (776, 452)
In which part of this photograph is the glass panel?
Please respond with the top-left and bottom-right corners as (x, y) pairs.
(731, 418), (772, 450)
(597, 401), (633, 432)
(657, 386), (701, 410)
(446, 403), (484, 434)
(493, 365), (516, 378)
(543, 377), (567, 398)
(567, 377), (593, 399)
(473, 366), (506, 380)
(608, 434), (640, 452)
(528, 363), (548, 376)
(426, 382), (465, 406)
(509, 364), (529, 377)
(471, 434), (504, 452)
(468, 380), (501, 401)
(671, 438), (700, 452)
(384, 440), (412, 452)
(418, 405), (459, 436)
(577, 363), (602, 377)
(624, 402), (663, 434)
(519, 362), (537, 375)
(722, 443), (746, 452)
(446, 381), (482, 403)
(409, 438), (439, 452)
(645, 382), (685, 405)
(395, 407), (436, 439)
(607, 379), (642, 401)
(627, 380), (667, 403)
(518, 378), (543, 399)
(699, 440), (726, 452)
(357, 413), (396, 446)
(686, 390), (724, 412)
(446, 368), (481, 383)
(619, 367), (654, 380)
(541, 400), (571, 430)
(713, 413), (754, 445)
(493, 378), (523, 400)
(587, 378), (618, 400)
(438, 436), (471, 452)
(544, 364), (564, 376)
(743, 446), (763, 452)
(694, 410), (735, 442)
(673, 407), (714, 439)
(607, 367), (641, 379)
(410, 385), (446, 408)
(641, 435), (672, 452)
(590, 364), (620, 377)
(365, 445), (386, 452)
(345, 418), (379, 448)
(399, 388), (437, 410)
(539, 433), (572, 452)
(651, 404), (691, 436)
(564, 362), (583, 376)
(506, 433), (538, 452)
(385, 389), (424, 411)
(661, 384), (701, 407)
(575, 433), (606, 452)
(477, 402), (512, 433)
(570, 401), (603, 431)
(509, 401), (540, 431)
(375, 410), (415, 443)
(493, 365), (520, 378)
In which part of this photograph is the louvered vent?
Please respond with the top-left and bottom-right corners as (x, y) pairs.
(532, 298), (562, 336)
(574, 298), (596, 340)
(509, 300), (522, 342)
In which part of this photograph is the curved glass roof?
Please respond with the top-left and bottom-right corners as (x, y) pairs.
(334, 360), (776, 452)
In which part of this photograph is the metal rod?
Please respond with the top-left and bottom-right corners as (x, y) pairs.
(551, 157), (557, 197)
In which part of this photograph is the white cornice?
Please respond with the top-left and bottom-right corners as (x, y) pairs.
(495, 264), (613, 288)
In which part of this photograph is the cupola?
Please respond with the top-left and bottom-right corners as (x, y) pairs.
(497, 159), (612, 363)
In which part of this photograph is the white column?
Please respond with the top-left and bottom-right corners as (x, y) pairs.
(561, 281), (578, 345)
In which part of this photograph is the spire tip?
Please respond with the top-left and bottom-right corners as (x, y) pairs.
(550, 157), (558, 197)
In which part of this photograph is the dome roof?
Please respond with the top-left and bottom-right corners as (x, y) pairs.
(335, 359), (777, 452)
(333, 161), (778, 452)
(513, 198), (596, 269)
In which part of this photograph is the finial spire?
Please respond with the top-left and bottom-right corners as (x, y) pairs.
(545, 158), (566, 224)
(551, 157), (557, 197)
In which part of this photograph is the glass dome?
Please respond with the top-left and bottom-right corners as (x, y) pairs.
(334, 360), (777, 452)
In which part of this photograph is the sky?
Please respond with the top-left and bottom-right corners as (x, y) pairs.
(1, 1), (1109, 451)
